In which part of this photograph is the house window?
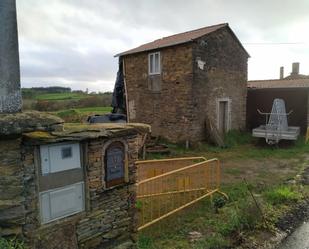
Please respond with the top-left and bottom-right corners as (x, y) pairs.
(148, 52), (160, 75)
(39, 142), (85, 224)
(104, 142), (126, 188)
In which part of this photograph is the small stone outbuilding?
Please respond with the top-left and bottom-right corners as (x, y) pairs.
(0, 111), (150, 249)
(116, 23), (249, 143)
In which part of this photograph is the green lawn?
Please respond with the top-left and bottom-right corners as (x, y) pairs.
(36, 92), (87, 101)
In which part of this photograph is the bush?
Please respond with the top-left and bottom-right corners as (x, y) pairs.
(264, 186), (301, 205)
(219, 200), (260, 236)
(224, 130), (254, 147)
(56, 109), (82, 123)
(138, 235), (155, 249)
(193, 234), (229, 249)
(0, 237), (24, 249)
(78, 95), (112, 108)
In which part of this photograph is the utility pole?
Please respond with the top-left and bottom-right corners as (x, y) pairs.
(0, 0), (22, 113)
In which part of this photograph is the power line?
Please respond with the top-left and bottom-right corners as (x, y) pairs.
(243, 42), (307, 45)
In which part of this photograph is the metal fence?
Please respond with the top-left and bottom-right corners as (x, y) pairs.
(136, 158), (224, 230)
(136, 157), (207, 181)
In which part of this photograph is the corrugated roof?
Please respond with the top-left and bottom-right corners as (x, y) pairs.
(248, 78), (309, 89)
(116, 23), (248, 57)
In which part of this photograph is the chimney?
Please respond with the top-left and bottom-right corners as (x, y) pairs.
(280, 66), (284, 79)
(0, 0), (22, 113)
(291, 62), (300, 75)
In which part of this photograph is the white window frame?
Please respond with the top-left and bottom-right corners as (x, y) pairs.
(216, 97), (232, 132)
(148, 52), (161, 75)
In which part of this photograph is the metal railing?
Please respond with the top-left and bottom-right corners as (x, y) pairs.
(136, 158), (226, 230)
(136, 156), (207, 181)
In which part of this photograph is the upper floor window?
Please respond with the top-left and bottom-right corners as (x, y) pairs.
(148, 52), (160, 75)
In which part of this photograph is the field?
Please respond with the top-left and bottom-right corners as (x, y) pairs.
(53, 106), (112, 122)
(138, 133), (309, 249)
(35, 92), (88, 101)
(22, 89), (113, 120)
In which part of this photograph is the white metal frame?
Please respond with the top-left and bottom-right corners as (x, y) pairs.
(216, 97), (232, 132)
(40, 142), (81, 175)
(148, 52), (161, 75)
(39, 182), (85, 224)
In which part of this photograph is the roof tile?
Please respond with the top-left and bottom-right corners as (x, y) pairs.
(248, 78), (309, 89)
(116, 23), (228, 57)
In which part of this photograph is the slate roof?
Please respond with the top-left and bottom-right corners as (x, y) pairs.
(248, 78), (309, 89)
(116, 23), (249, 57)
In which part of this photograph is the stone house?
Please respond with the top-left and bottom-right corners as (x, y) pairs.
(247, 62), (309, 134)
(0, 112), (149, 249)
(116, 23), (249, 143)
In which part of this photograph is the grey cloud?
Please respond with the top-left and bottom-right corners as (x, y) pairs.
(16, 0), (309, 91)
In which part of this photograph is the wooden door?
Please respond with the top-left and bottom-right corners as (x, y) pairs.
(219, 101), (228, 134)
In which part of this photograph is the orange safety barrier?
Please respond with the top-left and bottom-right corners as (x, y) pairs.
(136, 158), (227, 230)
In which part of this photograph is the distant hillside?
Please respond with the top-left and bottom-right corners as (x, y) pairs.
(22, 87), (113, 113)
(22, 86), (71, 98)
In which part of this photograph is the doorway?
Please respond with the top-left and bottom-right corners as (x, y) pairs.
(217, 98), (230, 134)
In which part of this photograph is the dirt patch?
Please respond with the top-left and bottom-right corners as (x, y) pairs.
(221, 157), (303, 186)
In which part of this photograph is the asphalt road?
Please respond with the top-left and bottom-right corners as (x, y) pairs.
(278, 220), (309, 249)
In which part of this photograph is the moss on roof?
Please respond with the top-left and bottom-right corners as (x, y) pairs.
(23, 122), (151, 144)
(0, 111), (64, 136)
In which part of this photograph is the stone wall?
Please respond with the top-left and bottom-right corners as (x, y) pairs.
(0, 120), (149, 249)
(20, 135), (141, 249)
(124, 43), (194, 142)
(0, 139), (25, 237)
(191, 27), (248, 140)
(123, 26), (248, 143)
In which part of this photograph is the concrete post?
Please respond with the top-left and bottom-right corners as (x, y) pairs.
(0, 0), (22, 113)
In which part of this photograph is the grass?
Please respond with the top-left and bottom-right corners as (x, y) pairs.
(73, 106), (112, 113)
(264, 186), (302, 205)
(138, 182), (307, 248)
(35, 92), (87, 101)
(151, 132), (309, 161)
(0, 237), (25, 249)
(53, 106), (112, 122)
(138, 131), (309, 248)
(137, 183), (262, 248)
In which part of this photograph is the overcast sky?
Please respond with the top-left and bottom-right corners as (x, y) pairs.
(16, 0), (309, 92)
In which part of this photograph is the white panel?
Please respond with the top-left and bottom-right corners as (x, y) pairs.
(40, 182), (84, 224)
(40, 143), (81, 174)
(40, 146), (50, 175)
(40, 192), (51, 223)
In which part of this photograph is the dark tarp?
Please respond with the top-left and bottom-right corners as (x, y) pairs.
(111, 58), (126, 115)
